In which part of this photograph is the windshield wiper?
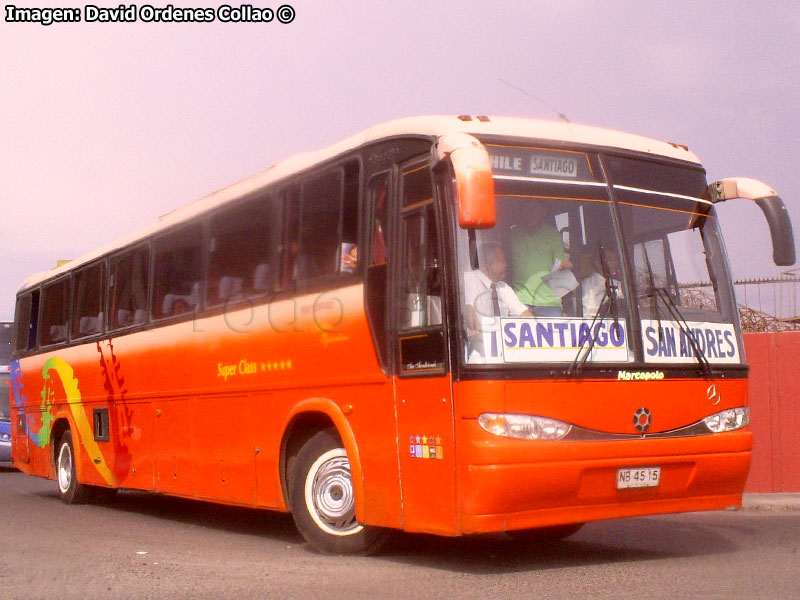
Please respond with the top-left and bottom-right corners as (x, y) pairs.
(568, 243), (620, 375)
(642, 246), (666, 341)
(653, 286), (713, 375)
(639, 247), (711, 374)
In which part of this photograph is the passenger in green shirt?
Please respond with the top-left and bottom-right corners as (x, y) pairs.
(511, 204), (573, 316)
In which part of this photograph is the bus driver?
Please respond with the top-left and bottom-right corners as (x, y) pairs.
(464, 243), (532, 360)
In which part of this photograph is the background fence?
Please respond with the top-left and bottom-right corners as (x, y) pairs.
(682, 275), (800, 332)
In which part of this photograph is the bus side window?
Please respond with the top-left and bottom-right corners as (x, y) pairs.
(364, 173), (391, 371)
(278, 185), (301, 291)
(297, 171), (342, 280)
(339, 163), (360, 274)
(208, 195), (276, 305)
(109, 246), (150, 329)
(152, 224), (203, 319)
(14, 291), (39, 353)
(41, 278), (71, 346)
(370, 179), (388, 266)
(289, 160), (360, 286)
(72, 262), (105, 338)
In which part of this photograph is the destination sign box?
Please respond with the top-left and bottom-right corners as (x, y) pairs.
(641, 320), (740, 364)
(466, 317), (629, 364)
(487, 146), (593, 181)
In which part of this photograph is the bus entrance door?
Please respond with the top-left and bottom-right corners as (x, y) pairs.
(394, 366), (456, 535)
(392, 177), (457, 534)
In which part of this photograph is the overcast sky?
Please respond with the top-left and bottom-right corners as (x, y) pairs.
(1, 0), (798, 321)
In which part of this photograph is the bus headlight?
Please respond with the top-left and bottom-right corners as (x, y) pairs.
(703, 407), (749, 433)
(478, 413), (572, 440)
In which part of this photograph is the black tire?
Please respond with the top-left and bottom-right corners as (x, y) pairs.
(507, 522), (585, 543)
(289, 429), (388, 555)
(55, 430), (93, 504)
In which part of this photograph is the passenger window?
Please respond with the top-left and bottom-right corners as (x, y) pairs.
(208, 196), (278, 305)
(72, 263), (105, 338)
(278, 185), (301, 290)
(368, 175), (388, 267)
(109, 246), (150, 329)
(14, 291), (39, 352)
(153, 225), (203, 319)
(297, 171), (342, 280)
(290, 160), (360, 284)
(364, 173), (391, 370)
(41, 278), (71, 345)
(340, 168), (360, 274)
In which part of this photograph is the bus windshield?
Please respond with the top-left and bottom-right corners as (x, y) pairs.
(457, 148), (740, 367)
(607, 156), (740, 365)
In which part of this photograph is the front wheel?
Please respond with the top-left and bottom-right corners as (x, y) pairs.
(289, 430), (388, 555)
(56, 430), (92, 504)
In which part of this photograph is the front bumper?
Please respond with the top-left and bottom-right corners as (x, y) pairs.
(457, 421), (751, 533)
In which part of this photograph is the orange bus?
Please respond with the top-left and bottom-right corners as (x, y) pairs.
(9, 116), (795, 554)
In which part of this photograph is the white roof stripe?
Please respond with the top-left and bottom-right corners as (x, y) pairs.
(613, 184), (712, 205)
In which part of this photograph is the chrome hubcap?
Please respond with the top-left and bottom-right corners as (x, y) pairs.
(57, 442), (72, 494)
(305, 449), (363, 536)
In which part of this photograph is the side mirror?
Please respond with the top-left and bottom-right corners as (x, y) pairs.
(434, 133), (495, 228)
(709, 177), (796, 266)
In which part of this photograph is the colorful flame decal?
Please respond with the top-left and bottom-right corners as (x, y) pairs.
(10, 359), (52, 447)
(13, 357), (116, 487)
(42, 356), (116, 486)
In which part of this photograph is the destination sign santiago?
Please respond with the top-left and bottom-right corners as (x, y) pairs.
(500, 317), (628, 363)
(487, 147), (591, 180)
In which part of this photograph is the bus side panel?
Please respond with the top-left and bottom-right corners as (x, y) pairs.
(11, 285), (405, 528)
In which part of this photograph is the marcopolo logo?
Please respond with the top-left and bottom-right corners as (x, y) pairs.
(617, 370), (665, 381)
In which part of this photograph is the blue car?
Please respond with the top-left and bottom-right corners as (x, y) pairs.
(1, 324), (11, 462)
(0, 417), (10, 463)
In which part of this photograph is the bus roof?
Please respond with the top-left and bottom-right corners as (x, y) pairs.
(19, 115), (702, 291)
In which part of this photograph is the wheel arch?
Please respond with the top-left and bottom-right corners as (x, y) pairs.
(279, 398), (364, 522)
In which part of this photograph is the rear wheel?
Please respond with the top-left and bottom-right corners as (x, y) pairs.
(56, 430), (92, 504)
(289, 429), (388, 555)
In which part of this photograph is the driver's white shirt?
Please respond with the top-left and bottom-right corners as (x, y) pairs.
(464, 269), (528, 319)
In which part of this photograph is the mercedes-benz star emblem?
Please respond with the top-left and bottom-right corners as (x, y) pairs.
(707, 384), (721, 406)
(633, 407), (651, 433)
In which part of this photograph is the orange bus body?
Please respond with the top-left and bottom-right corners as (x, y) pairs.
(11, 284), (750, 535)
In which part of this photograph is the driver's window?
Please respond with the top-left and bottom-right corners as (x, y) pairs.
(397, 163), (445, 375)
(399, 201), (441, 329)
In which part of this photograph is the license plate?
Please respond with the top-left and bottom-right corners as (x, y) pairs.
(617, 467), (661, 489)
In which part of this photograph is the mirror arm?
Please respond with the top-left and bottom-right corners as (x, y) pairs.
(709, 177), (796, 266)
